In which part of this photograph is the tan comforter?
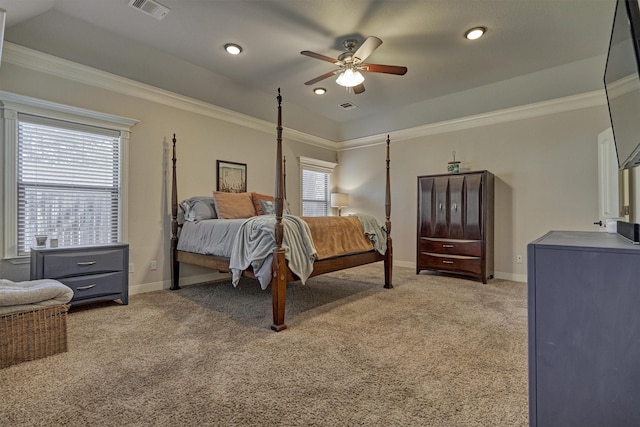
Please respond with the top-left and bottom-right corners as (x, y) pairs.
(301, 216), (374, 259)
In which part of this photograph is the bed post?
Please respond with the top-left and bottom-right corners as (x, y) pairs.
(170, 134), (181, 290)
(384, 135), (393, 289)
(272, 89), (288, 331)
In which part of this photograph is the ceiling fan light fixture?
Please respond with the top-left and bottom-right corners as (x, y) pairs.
(224, 43), (243, 55)
(313, 87), (327, 95)
(465, 27), (486, 40)
(336, 68), (365, 88)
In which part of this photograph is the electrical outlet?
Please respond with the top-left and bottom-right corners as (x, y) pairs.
(129, 263), (135, 273)
(150, 260), (157, 271)
(516, 255), (523, 264)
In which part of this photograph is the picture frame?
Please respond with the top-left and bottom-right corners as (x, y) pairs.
(216, 160), (247, 193)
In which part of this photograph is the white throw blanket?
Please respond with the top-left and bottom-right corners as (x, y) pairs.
(352, 213), (387, 255)
(0, 279), (74, 315)
(229, 215), (318, 290)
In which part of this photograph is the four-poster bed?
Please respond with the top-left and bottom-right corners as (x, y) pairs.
(169, 89), (393, 331)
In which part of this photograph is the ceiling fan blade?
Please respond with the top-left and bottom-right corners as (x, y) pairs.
(301, 50), (340, 64)
(304, 70), (339, 85)
(353, 83), (366, 94)
(360, 63), (408, 75)
(353, 36), (382, 63)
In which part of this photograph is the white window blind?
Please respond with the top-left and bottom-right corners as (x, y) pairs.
(299, 156), (337, 217)
(16, 114), (121, 255)
(302, 169), (330, 216)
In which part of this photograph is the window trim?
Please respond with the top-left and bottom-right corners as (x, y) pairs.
(1, 91), (138, 260)
(299, 156), (337, 216)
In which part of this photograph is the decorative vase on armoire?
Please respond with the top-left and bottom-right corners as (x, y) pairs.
(416, 170), (494, 283)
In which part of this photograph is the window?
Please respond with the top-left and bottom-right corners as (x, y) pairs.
(299, 156), (337, 217)
(2, 92), (137, 258)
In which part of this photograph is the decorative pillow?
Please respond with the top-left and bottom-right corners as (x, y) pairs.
(212, 192), (257, 219)
(260, 200), (275, 215)
(260, 199), (290, 215)
(252, 192), (275, 215)
(179, 196), (217, 222)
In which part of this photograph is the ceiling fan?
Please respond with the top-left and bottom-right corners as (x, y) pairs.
(301, 36), (408, 94)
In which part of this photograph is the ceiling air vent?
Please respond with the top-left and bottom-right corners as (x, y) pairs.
(128, 0), (171, 21)
(339, 102), (358, 110)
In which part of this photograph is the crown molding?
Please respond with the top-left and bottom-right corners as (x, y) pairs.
(338, 89), (607, 151)
(3, 42), (336, 150)
(4, 42), (607, 153)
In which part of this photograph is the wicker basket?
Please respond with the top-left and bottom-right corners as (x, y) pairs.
(0, 304), (69, 368)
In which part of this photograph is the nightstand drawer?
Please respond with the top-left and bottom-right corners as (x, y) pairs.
(419, 238), (482, 257)
(59, 272), (124, 300)
(43, 249), (125, 278)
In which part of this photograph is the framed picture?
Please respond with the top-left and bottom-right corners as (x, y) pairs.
(217, 160), (247, 193)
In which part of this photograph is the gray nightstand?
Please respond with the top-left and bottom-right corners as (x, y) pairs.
(30, 243), (129, 305)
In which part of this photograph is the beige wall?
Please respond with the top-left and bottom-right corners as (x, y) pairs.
(336, 105), (612, 281)
(1, 54), (636, 287)
(0, 62), (337, 291)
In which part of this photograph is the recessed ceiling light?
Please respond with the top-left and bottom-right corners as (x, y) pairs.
(465, 27), (486, 40)
(224, 43), (243, 55)
(313, 87), (327, 95)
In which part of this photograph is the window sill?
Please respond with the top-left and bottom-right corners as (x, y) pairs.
(3, 256), (30, 265)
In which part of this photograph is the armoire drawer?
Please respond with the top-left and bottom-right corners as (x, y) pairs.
(418, 253), (482, 275)
(419, 238), (482, 257)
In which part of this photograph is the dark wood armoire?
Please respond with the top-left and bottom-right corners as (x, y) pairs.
(416, 170), (494, 283)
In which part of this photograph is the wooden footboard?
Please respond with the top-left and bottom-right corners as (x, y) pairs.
(169, 89), (392, 331)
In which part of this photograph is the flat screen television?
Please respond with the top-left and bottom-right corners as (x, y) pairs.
(604, 0), (640, 169)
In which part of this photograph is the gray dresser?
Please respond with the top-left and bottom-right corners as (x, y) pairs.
(527, 231), (640, 426)
(31, 243), (129, 305)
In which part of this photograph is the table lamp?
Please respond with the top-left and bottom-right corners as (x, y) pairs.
(330, 193), (349, 216)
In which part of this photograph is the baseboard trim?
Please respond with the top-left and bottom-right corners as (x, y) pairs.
(394, 260), (414, 269)
(494, 271), (527, 283)
(393, 260), (527, 283)
(129, 272), (230, 296)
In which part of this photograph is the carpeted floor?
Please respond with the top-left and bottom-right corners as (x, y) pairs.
(0, 265), (528, 426)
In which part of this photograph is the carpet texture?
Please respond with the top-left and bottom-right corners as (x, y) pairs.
(0, 265), (528, 426)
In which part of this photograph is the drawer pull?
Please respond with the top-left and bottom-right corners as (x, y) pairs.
(452, 203), (458, 212)
(442, 260), (454, 264)
(76, 284), (96, 290)
(442, 244), (454, 248)
(77, 261), (97, 267)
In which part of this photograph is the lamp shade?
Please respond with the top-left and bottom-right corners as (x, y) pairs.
(331, 193), (349, 207)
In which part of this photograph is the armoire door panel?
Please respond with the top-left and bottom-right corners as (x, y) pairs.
(418, 177), (435, 237)
(433, 176), (449, 238)
(448, 175), (465, 239)
(465, 174), (483, 240)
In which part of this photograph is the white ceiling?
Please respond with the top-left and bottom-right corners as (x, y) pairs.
(0, 0), (617, 142)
